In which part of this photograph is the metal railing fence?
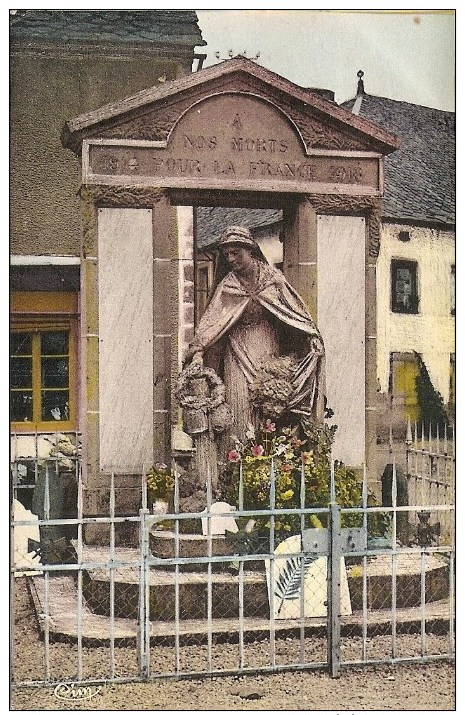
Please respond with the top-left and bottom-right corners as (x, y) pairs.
(405, 421), (455, 543)
(11, 431), (455, 688)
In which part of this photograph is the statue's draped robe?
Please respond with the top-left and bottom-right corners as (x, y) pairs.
(188, 262), (325, 445)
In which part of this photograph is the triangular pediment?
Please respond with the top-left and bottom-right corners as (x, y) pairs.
(63, 56), (399, 155)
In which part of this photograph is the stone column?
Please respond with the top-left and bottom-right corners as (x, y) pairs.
(282, 196), (318, 317)
(80, 189), (100, 487)
(152, 191), (177, 466)
(282, 192), (381, 486)
(79, 186), (175, 526)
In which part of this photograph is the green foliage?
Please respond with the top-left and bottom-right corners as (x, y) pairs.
(219, 420), (388, 542)
(414, 351), (449, 429)
(146, 462), (175, 504)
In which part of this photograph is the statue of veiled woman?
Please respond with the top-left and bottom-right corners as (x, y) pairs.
(184, 225), (326, 450)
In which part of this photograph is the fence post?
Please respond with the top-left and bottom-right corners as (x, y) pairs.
(327, 500), (342, 678)
(138, 500), (150, 680)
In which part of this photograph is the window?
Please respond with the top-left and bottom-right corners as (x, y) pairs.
(391, 259), (419, 314)
(195, 259), (214, 324)
(390, 352), (420, 421)
(10, 292), (77, 431)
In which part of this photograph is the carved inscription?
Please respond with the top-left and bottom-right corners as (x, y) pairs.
(230, 137), (288, 152)
(86, 94), (381, 193)
(90, 144), (376, 186)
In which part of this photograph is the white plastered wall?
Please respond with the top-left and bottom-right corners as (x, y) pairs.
(377, 224), (455, 400)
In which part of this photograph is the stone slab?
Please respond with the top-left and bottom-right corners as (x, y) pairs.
(12, 499), (41, 577)
(200, 502), (238, 536)
(266, 534), (352, 620)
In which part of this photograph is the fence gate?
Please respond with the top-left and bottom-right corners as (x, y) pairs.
(11, 430), (455, 689)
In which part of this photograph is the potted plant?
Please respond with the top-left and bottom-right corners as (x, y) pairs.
(146, 463), (175, 516)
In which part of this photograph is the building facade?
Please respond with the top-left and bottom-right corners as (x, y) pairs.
(343, 91), (455, 434)
(10, 10), (205, 435)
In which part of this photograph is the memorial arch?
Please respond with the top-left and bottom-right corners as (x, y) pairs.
(62, 56), (399, 512)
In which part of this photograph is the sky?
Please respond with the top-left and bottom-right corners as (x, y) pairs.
(195, 9), (455, 112)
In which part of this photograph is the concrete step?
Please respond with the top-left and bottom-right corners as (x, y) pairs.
(28, 574), (454, 644)
(83, 567), (269, 621)
(79, 542), (451, 621)
(149, 528), (263, 571)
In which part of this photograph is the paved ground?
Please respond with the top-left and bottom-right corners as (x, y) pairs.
(11, 577), (455, 711)
(10, 661), (456, 711)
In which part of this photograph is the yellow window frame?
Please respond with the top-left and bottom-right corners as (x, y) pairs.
(11, 292), (78, 432)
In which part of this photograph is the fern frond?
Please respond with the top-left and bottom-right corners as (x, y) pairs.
(274, 554), (316, 614)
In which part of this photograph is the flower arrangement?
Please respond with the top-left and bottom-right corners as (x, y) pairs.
(176, 363), (233, 435)
(219, 419), (382, 540)
(146, 463), (175, 505)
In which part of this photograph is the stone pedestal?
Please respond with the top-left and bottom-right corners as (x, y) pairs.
(347, 553), (450, 610)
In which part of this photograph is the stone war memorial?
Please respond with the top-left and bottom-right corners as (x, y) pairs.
(61, 57), (399, 522)
(58, 56), (410, 623)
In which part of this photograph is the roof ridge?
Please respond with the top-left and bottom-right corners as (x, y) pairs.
(343, 93), (454, 115)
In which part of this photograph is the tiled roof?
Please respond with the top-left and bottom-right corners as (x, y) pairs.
(196, 207), (282, 249)
(9, 10), (205, 48)
(342, 94), (455, 225)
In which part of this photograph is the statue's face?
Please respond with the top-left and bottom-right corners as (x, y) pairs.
(222, 246), (254, 274)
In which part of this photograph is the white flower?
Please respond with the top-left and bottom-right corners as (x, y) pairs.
(245, 423), (256, 441)
(273, 443), (287, 456)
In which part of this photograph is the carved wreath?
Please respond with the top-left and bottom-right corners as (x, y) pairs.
(176, 363), (233, 435)
(176, 364), (225, 411)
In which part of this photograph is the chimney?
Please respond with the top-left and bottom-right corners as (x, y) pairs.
(307, 88), (335, 102)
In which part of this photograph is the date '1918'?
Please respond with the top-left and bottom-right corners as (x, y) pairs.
(329, 166), (363, 183)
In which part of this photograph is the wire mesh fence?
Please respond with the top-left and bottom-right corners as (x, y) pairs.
(10, 429), (455, 688)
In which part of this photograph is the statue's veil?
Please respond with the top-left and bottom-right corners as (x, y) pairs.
(207, 225), (269, 301)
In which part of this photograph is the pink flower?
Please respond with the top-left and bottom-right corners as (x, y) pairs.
(302, 451), (314, 465)
(251, 444), (265, 457)
(291, 436), (306, 447)
(264, 419), (276, 433)
(227, 449), (241, 463)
